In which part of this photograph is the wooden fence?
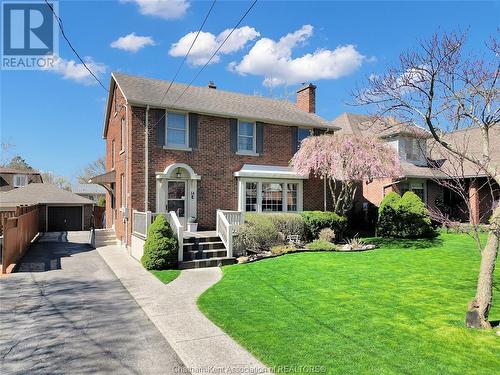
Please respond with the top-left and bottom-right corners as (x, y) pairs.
(93, 206), (105, 229)
(0, 211), (16, 235)
(1, 205), (40, 274)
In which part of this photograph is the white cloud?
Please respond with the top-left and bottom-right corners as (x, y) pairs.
(169, 26), (260, 66)
(43, 55), (107, 85)
(122, 0), (190, 20)
(230, 25), (366, 87)
(111, 33), (155, 52)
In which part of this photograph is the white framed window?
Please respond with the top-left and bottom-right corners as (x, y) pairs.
(297, 128), (311, 147)
(237, 120), (256, 153)
(13, 174), (28, 187)
(120, 117), (125, 152)
(400, 179), (427, 203)
(120, 173), (125, 208)
(166, 111), (188, 148)
(238, 179), (303, 213)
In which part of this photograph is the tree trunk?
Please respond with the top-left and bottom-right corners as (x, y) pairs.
(465, 206), (500, 329)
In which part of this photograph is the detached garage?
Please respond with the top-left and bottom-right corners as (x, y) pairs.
(0, 183), (94, 231)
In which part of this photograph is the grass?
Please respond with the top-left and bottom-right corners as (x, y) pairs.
(150, 269), (180, 284)
(198, 233), (499, 374)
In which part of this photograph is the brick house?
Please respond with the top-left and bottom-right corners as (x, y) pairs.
(95, 73), (338, 248)
(0, 168), (43, 192)
(332, 112), (500, 225)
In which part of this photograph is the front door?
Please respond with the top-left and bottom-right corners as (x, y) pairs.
(167, 180), (187, 226)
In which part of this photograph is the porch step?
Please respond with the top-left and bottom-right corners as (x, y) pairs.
(94, 229), (118, 247)
(179, 257), (237, 269)
(184, 248), (228, 261)
(184, 236), (221, 243)
(183, 241), (226, 251)
(96, 239), (119, 247)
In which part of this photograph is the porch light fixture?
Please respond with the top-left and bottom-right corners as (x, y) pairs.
(175, 168), (182, 178)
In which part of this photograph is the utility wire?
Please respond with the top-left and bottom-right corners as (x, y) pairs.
(172, 0), (258, 106)
(159, 0), (217, 106)
(148, 0), (258, 132)
(44, 0), (109, 92)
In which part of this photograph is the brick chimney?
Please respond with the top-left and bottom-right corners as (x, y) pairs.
(296, 83), (316, 113)
(208, 81), (216, 89)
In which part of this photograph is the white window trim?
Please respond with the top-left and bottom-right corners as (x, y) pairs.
(13, 174), (28, 187)
(111, 139), (116, 170)
(237, 120), (257, 155)
(237, 178), (303, 213)
(120, 117), (125, 153)
(165, 110), (189, 150)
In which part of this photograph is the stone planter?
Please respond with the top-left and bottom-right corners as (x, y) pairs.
(187, 223), (198, 232)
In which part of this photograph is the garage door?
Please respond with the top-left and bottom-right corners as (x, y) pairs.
(47, 206), (83, 231)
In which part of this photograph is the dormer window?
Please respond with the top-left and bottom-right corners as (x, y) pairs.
(13, 174), (28, 187)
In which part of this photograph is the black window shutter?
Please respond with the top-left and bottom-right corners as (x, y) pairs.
(291, 126), (298, 154)
(229, 118), (238, 152)
(256, 122), (264, 154)
(189, 113), (198, 149)
(157, 110), (166, 146)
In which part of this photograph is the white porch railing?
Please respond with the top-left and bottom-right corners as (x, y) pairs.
(132, 210), (184, 262)
(216, 210), (244, 258)
(166, 211), (184, 262)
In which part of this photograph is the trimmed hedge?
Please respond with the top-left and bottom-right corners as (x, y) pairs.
(377, 191), (435, 238)
(300, 211), (347, 240)
(141, 214), (178, 270)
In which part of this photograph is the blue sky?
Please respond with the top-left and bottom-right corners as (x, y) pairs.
(1, 0), (498, 181)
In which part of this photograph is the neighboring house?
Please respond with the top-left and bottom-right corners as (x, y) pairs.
(0, 168), (43, 191)
(72, 184), (106, 204)
(0, 183), (94, 231)
(332, 112), (499, 224)
(94, 72), (338, 246)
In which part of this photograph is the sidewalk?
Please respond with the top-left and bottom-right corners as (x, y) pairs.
(97, 245), (271, 374)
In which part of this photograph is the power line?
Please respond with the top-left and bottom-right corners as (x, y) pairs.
(159, 0), (217, 106)
(172, 0), (258, 106)
(148, 0), (258, 133)
(44, 0), (109, 92)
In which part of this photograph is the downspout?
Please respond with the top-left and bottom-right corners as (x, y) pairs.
(125, 102), (129, 247)
(145, 105), (149, 211)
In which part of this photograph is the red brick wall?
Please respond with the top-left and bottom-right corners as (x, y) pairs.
(104, 86), (131, 244)
(128, 109), (326, 231)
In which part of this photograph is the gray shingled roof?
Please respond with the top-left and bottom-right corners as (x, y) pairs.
(72, 184), (106, 195)
(332, 112), (431, 139)
(0, 183), (94, 206)
(110, 72), (337, 131)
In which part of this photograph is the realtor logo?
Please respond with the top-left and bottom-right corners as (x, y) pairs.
(2, 1), (59, 70)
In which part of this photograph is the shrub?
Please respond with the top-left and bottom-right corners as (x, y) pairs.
(396, 192), (435, 238)
(141, 214), (178, 270)
(377, 191), (435, 238)
(318, 228), (336, 243)
(306, 239), (337, 251)
(97, 197), (106, 207)
(300, 211), (347, 240)
(234, 221), (282, 255)
(271, 244), (297, 255)
(268, 213), (306, 241)
(377, 192), (401, 237)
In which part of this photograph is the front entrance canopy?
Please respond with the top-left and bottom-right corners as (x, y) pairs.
(234, 164), (308, 180)
(89, 170), (116, 184)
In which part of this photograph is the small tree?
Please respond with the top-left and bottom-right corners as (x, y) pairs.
(4, 155), (34, 171)
(141, 214), (178, 270)
(291, 134), (401, 216)
(355, 31), (499, 328)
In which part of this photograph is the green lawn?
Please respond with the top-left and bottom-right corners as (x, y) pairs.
(150, 269), (180, 284)
(198, 233), (499, 374)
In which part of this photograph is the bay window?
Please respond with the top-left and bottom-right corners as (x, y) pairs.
(239, 179), (302, 212)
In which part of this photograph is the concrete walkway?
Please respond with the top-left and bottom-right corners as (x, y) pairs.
(98, 245), (271, 374)
(0, 232), (187, 374)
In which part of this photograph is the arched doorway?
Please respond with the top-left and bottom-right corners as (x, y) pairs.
(156, 163), (201, 227)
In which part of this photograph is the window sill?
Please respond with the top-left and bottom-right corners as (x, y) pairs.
(163, 146), (192, 152)
(236, 151), (259, 157)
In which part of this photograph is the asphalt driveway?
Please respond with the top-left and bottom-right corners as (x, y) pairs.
(0, 232), (188, 374)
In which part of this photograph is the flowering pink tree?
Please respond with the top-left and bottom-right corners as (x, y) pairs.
(291, 134), (401, 216)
